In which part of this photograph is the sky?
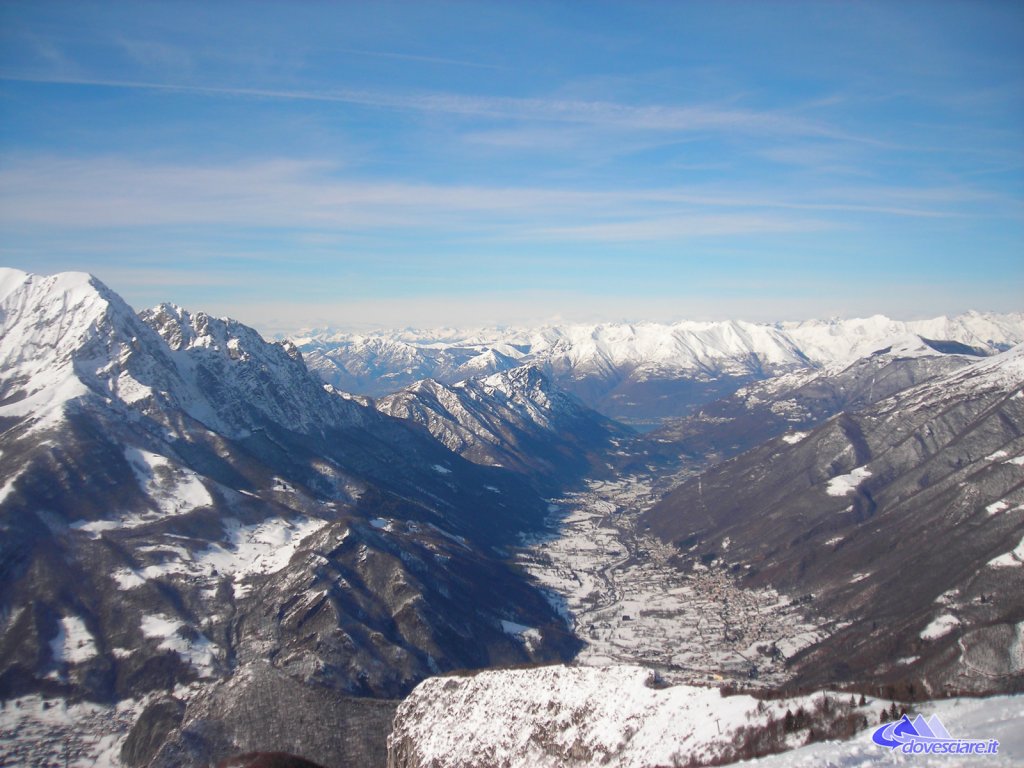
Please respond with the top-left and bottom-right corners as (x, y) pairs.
(0, 0), (1022, 334)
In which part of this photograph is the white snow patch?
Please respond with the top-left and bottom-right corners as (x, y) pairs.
(1005, 455), (1024, 466)
(824, 535), (844, 546)
(192, 516), (328, 596)
(849, 572), (870, 583)
(118, 446), (213, 524)
(826, 466), (872, 497)
(140, 614), (217, 677)
(500, 620), (543, 653)
(987, 500), (1010, 516)
(111, 568), (147, 590)
(987, 450), (1009, 461)
(0, 471), (22, 505)
(50, 615), (97, 664)
(432, 463), (452, 475)
(987, 535), (1024, 568)
(920, 614), (961, 641)
(124, 448), (210, 514)
(370, 517), (393, 531)
(69, 519), (122, 537)
(130, 517), (328, 597)
(781, 431), (809, 444)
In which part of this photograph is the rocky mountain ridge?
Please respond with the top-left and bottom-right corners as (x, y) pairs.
(375, 365), (630, 489)
(643, 344), (1024, 696)
(0, 268), (580, 767)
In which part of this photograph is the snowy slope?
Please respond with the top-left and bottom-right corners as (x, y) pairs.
(387, 664), (796, 768)
(0, 268), (188, 430)
(388, 664), (1024, 768)
(747, 693), (1024, 767)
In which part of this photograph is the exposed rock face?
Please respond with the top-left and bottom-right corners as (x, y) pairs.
(0, 268), (579, 765)
(120, 697), (186, 767)
(149, 661), (395, 768)
(376, 365), (630, 488)
(643, 345), (1024, 695)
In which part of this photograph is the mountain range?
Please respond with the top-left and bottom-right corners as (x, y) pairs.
(294, 313), (1024, 426)
(2, 266), (1022, 767)
(0, 269), (583, 766)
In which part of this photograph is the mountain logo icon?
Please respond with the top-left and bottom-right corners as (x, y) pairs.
(872, 713), (998, 756)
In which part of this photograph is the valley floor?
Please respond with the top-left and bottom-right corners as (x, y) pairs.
(515, 474), (832, 688)
(0, 693), (146, 768)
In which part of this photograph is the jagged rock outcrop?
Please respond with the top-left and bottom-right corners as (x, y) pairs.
(376, 365), (630, 487)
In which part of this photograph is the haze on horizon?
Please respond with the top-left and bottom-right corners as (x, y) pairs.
(1, 1), (1022, 335)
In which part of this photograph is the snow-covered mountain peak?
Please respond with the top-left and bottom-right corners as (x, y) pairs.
(868, 342), (1024, 424)
(0, 268), (179, 428)
(478, 364), (549, 396)
(782, 311), (1024, 364)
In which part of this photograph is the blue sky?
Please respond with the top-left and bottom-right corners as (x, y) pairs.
(1, 0), (1022, 333)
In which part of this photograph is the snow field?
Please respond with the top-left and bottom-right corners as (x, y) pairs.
(919, 614), (961, 641)
(827, 466), (872, 497)
(391, 664), (878, 768)
(140, 614), (217, 677)
(111, 516), (328, 598)
(49, 615), (98, 666)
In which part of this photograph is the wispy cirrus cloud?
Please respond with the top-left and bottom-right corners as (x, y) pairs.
(0, 71), (862, 142)
(331, 46), (508, 71)
(0, 155), (998, 242)
(2, 152), (994, 248)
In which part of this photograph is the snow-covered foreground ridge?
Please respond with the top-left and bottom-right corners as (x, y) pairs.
(388, 665), (1024, 768)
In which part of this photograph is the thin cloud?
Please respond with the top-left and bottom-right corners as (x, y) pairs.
(0, 155), (992, 240)
(332, 46), (507, 71)
(535, 214), (835, 242)
(0, 71), (863, 142)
